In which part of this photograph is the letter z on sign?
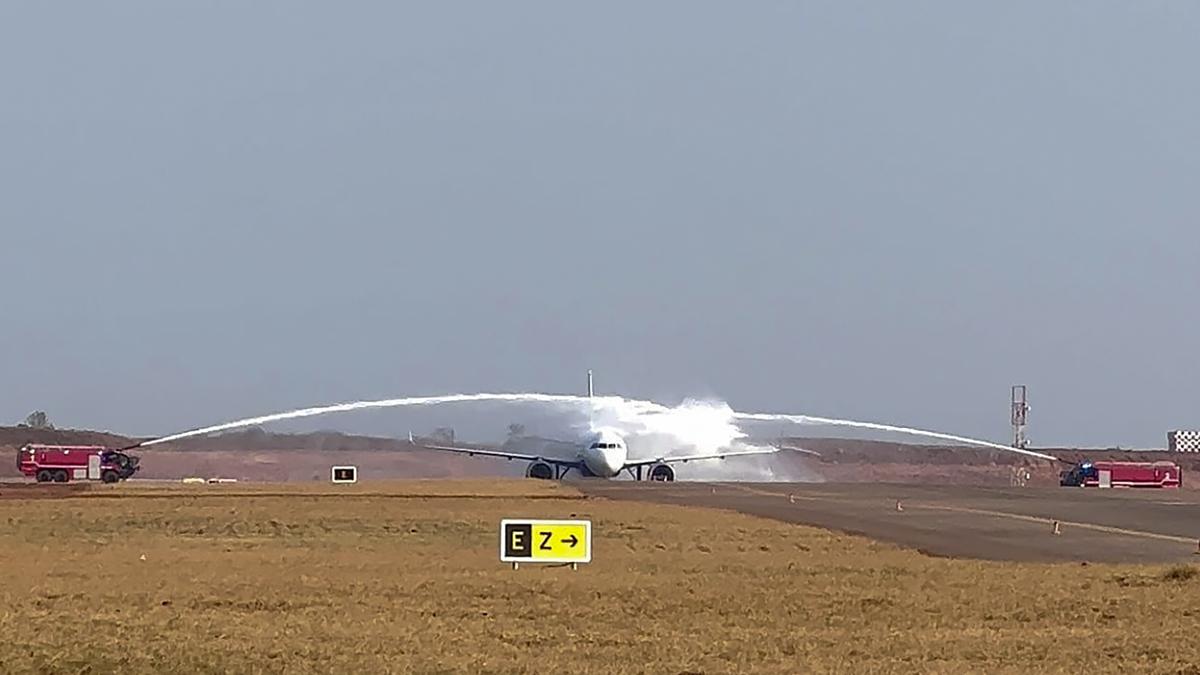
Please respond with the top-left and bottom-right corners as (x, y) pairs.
(500, 519), (591, 564)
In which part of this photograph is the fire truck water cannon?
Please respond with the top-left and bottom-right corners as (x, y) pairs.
(17, 445), (141, 484)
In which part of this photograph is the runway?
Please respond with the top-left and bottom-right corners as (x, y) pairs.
(581, 482), (1200, 564)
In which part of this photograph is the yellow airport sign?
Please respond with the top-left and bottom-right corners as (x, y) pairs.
(500, 519), (592, 564)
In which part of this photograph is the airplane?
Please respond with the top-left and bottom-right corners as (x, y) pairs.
(407, 370), (781, 481)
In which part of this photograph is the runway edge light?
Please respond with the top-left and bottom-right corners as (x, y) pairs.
(500, 519), (592, 570)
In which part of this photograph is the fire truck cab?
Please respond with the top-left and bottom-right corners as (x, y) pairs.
(17, 444), (141, 484)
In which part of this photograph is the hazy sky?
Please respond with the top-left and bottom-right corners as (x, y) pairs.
(2, 2), (1197, 447)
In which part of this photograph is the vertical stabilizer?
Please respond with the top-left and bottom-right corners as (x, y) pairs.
(587, 369), (594, 398)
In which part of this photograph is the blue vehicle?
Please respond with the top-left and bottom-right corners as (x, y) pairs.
(1059, 461), (1096, 487)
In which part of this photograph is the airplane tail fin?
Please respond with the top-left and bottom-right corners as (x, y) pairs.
(586, 369), (595, 430)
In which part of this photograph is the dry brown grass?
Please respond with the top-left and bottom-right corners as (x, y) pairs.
(2, 480), (1199, 674)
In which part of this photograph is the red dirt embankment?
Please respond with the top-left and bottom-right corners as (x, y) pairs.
(0, 427), (140, 448)
(2, 427), (1192, 487)
(0, 427), (519, 482)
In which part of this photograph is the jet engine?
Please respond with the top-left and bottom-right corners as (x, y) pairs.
(647, 463), (675, 482)
(526, 461), (555, 480)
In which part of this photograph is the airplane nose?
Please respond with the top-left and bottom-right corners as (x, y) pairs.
(604, 448), (624, 473)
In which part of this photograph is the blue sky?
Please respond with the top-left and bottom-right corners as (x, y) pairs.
(2, 2), (1197, 446)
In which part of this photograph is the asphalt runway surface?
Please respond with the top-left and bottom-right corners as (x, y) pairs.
(582, 482), (1200, 564)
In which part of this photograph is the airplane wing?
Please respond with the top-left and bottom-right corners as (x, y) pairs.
(408, 433), (580, 467)
(772, 443), (822, 457)
(623, 446), (780, 468)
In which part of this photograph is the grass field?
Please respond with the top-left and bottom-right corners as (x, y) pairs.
(2, 480), (1199, 674)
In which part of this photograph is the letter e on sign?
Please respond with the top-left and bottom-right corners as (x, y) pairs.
(505, 523), (532, 558)
(331, 466), (357, 484)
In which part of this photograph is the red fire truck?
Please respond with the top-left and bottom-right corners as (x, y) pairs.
(17, 444), (141, 484)
(1059, 460), (1181, 488)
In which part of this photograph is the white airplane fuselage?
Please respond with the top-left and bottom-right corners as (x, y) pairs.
(410, 370), (777, 482)
(579, 427), (629, 478)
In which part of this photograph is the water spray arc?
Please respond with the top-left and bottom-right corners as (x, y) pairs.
(731, 412), (1059, 462)
(137, 390), (1062, 465)
(140, 393), (593, 447)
